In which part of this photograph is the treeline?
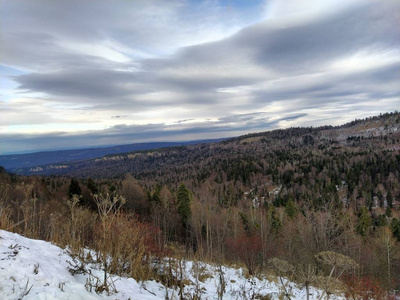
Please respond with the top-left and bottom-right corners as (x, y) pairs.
(341, 111), (400, 128)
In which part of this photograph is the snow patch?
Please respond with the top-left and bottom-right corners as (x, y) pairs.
(0, 230), (344, 299)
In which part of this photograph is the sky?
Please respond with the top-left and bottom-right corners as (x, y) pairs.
(1, 0), (399, 155)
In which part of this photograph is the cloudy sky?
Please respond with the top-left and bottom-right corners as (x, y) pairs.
(1, 0), (399, 154)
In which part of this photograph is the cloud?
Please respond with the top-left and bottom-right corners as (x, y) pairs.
(13, 0), (398, 103)
(1, 0), (399, 154)
(0, 111), (307, 154)
(2, 0), (262, 71)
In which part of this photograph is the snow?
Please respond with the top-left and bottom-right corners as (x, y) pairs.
(0, 230), (344, 299)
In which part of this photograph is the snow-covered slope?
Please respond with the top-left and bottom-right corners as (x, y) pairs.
(0, 230), (343, 299)
(0, 230), (163, 300)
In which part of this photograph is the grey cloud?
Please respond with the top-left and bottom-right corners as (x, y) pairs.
(282, 114), (308, 121)
(175, 119), (194, 124)
(1, 31), (118, 72)
(158, 73), (261, 93)
(251, 62), (400, 108)
(10, 0), (400, 114)
(2, 0), (400, 154)
(2, 0), (257, 70)
(15, 69), (140, 100)
(2, 0), (181, 58)
(219, 112), (273, 124)
(13, 67), (251, 111)
(236, 1), (400, 73)
(144, 0), (400, 77)
(1, 112), (306, 154)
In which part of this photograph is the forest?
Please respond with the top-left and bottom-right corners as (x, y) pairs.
(1, 111), (400, 299)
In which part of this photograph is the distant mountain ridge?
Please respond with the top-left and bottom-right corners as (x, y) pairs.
(4, 111), (400, 177)
(0, 139), (226, 171)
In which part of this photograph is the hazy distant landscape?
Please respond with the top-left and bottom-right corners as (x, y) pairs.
(0, 139), (225, 171)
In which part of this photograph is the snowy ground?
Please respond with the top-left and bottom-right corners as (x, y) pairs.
(0, 230), (344, 299)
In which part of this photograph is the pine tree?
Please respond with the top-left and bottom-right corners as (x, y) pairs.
(87, 178), (98, 194)
(176, 183), (192, 228)
(285, 198), (299, 218)
(268, 207), (282, 232)
(176, 183), (193, 250)
(385, 206), (392, 218)
(356, 207), (372, 236)
(387, 191), (393, 209)
(151, 184), (162, 205)
(390, 218), (400, 241)
(375, 214), (387, 227)
(68, 179), (81, 198)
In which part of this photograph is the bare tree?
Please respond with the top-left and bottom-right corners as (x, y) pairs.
(0, 184), (10, 229)
(374, 227), (400, 290)
(18, 184), (36, 237)
(66, 194), (81, 243)
(93, 192), (126, 293)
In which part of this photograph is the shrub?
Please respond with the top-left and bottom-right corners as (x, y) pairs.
(227, 233), (263, 276)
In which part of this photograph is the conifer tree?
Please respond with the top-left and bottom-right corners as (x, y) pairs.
(386, 191), (393, 208)
(151, 184), (162, 205)
(390, 218), (400, 241)
(68, 178), (81, 198)
(176, 183), (192, 228)
(176, 183), (193, 249)
(356, 207), (372, 236)
(285, 198), (299, 218)
(87, 178), (98, 194)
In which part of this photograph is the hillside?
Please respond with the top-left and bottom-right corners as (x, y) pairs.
(0, 139), (225, 171)
(0, 230), (337, 300)
(15, 111), (400, 180)
(1, 112), (399, 298)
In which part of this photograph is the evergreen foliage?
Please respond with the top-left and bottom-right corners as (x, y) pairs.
(356, 207), (372, 236)
(176, 183), (192, 228)
(68, 178), (82, 197)
(285, 198), (299, 218)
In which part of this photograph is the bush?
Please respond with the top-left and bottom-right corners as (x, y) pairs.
(227, 233), (262, 276)
(344, 276), (385, 300)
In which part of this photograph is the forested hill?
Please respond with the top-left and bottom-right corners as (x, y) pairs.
(15, 111), (400, 181)
(0, 139), (225, 171)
